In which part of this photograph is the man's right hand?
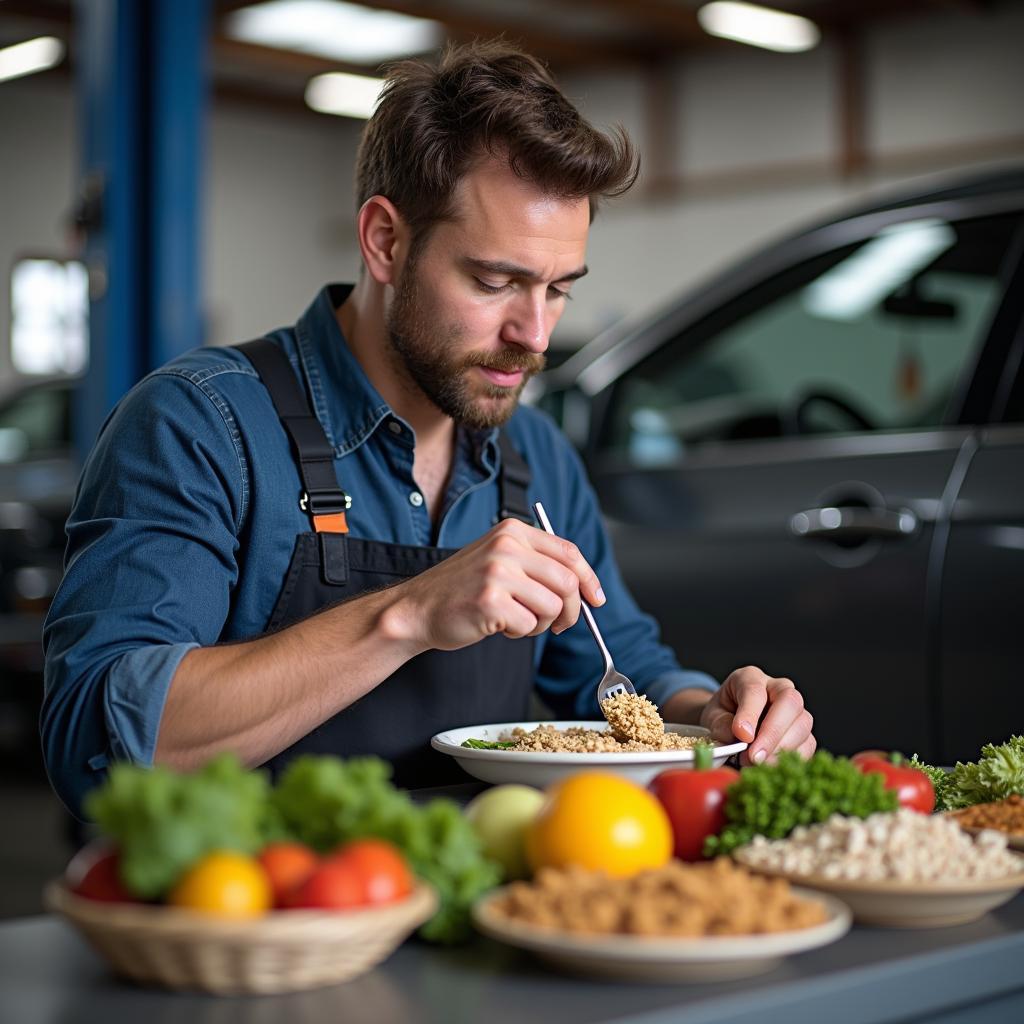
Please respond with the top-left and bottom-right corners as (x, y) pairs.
(381, 517), (605, 652)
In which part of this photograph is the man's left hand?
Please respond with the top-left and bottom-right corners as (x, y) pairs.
(699, 665), (815, 766)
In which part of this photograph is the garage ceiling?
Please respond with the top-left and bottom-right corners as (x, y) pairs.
(0, 0), (1000, 112)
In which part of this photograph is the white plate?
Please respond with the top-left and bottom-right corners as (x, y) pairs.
(472, 885), (851, 982)
(733, 850), (1024, 928)
(430, 721), (747, 788)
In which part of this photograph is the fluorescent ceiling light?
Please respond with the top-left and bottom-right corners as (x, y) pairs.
(697, 2), (820, 53)
(802, 219), (957, 322)
(226, 0), (443, 64)
(306, 71), (383, 118)
(0, 36), (65, 84)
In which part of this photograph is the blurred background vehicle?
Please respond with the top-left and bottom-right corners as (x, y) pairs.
(530, 165), (1024, 765)
(0, 377), (75, 761)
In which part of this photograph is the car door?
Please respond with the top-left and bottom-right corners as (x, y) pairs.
(934, 259), (1024, 762)
(578, 200), (1023, 761)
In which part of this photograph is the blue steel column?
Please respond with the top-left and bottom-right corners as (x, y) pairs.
(74, 0), (209, 464)
(150, 0), (208, 370)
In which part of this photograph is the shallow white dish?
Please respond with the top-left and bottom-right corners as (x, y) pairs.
(472, 885), (850, 983)
(430, 721), (747, 788)
(732, 850), (1024, 928)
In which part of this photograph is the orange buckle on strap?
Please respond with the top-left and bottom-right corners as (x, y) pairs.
(300, 489), (351, 534)
(313, 511), (348, 534)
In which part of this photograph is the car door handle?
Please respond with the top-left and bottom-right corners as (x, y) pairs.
(790, 505), (918, 540)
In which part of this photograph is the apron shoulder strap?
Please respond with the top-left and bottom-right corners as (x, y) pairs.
(236, 338), (350, 533)
(496, 431), (534, 525)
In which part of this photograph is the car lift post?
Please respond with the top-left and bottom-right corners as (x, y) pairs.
(73, 0), (209, 464)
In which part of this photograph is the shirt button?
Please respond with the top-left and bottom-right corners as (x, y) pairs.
(388, 421), (402, 435)
(409, 491), (424, 507)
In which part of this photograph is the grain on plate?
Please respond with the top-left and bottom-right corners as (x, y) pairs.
(502, 722), (697, 754)
(489, 859), (827, 936)
(737, 809), (1022, 883)
(950, 794), (1024, 836)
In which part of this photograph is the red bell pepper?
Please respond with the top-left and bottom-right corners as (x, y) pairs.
(649, 743), (739, 861)
(851, 750), (935, 813)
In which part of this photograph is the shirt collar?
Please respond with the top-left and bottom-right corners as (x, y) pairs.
(293, 283), (500, 469)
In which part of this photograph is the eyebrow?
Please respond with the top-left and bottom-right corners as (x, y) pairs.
(463, 257), (589, 285)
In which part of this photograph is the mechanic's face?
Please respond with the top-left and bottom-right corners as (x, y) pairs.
(385, 158), (590, 429)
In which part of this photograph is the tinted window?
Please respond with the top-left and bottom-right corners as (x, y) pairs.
(603, 214), (1020, 464)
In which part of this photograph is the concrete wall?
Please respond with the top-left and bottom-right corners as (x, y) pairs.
(0, 2), (1022, 385)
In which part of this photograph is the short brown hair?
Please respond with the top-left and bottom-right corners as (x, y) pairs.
(355, 40), (639, 244)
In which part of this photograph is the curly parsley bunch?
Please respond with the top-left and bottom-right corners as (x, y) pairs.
(704, 750), (898, 857)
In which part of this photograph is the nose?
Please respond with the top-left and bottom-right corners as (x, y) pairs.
(500, 289), (550, 354)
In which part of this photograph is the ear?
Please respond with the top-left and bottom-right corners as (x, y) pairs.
(356, 195), (408, 286)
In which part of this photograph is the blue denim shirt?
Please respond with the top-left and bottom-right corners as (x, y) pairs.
(42, 284), (718, 816)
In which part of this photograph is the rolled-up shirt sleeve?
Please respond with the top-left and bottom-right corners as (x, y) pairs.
(42, 368), (246, 817)
(531, 422), (718, 720)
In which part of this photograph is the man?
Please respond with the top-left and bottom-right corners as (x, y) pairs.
(42, 42), (814, 818)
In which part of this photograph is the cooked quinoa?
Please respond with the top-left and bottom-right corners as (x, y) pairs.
(501, 722), (699, 753)
(490, 859), (828, 936)
(737, 809), (1023, 883)
(600, 692), (665, 744)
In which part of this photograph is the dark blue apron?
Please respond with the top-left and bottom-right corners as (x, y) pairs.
(237, 338), (535, 787)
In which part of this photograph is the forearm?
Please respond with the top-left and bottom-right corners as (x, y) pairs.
(155, 585), (426, 771)
(660, 687), (714, 726)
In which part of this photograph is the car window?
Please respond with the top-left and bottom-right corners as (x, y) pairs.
(602, 213), (1020, 464)
(0, 385), (71, 463)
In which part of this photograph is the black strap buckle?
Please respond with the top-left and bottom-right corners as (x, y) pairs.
(300, 488), (352, 514)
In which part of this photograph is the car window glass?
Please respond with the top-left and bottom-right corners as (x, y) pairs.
(0, 386), (71, 463)
(604, 214), (1019, 464)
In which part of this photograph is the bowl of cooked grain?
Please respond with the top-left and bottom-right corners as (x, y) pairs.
(430, 721), (747, 788)
(472, 860), (850, 982)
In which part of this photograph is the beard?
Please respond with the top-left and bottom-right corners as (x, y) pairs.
(385, 260), (547, 430)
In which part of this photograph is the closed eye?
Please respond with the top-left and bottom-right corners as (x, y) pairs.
(475, 278), (510, 295)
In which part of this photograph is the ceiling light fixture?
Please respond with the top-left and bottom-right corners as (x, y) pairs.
(0, 36), (65, 85)
(305, 71), (383, 119)
(226, 0), (443, 65)
(697, 2), (820, 53)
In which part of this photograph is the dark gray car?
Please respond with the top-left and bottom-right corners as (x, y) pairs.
(533, 166), (1024, 764)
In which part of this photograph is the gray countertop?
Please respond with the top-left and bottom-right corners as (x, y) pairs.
(2, 893), (1024, 1024)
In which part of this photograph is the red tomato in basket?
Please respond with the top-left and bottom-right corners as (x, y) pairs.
(258, 841), (320, 907)
(285, 857), (366, 910)
(65, 842), (137, 903)
(286, 838), (414, 910)
(330, 839), (414, 906)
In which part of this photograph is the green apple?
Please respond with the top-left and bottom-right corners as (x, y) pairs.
(464, 784), (547, 880)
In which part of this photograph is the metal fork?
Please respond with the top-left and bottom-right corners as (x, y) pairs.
(532, 502), (639, 716)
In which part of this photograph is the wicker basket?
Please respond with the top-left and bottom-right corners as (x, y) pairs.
(45, 879), (437, 995)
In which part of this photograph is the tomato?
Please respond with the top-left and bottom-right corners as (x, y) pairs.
(258, 842), (319, 907)
(650, 744), (739, 861)
(525, 772), (673, 878)
(286, 857), (366, 910)
(330, 838), (414, 905)
(851, 751), (935, 813)
(167, 851), (272, 918)
(65, 842), (137, 903)
(286, 839), (413, 910)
